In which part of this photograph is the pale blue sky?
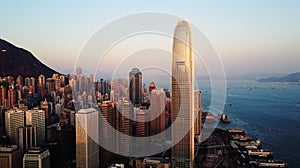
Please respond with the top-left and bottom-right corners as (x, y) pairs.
(1, 0), (299, 75)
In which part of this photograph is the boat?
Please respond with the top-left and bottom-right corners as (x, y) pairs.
(221, 113), (230, 123)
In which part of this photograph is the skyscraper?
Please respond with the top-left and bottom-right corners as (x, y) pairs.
(41, 99), (50, 126)
(129, 68), (142, 105)
(171, 20), (195, 168)
(8, 88), (16, 109)
(75, 108), (99, 168)
(5, 109), (25, 144)
(38, 75), (45, 88)
(115, 100), (133, 156)
(18, 126), (37, 155)
(0, 86), (6, 107)
(149, 89), (166, 136)
(99, 102), (116, 166)
(26, 109), (46, 146)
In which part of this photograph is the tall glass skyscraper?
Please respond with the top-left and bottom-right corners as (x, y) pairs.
(171, 20), (195, 168)
(129, 68), (143, 105)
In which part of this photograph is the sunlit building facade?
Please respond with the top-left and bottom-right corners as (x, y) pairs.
(26, 109), (45, 146)
(171, 20), (195, 168)
(5, 109), (25, 144)
(75, 108), (99, 168)
(115, 100), (133, 156)
(149, 89), (166, 137)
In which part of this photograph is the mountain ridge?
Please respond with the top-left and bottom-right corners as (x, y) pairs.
(0, 38), (60, 78)
(258, 72), (300, 83)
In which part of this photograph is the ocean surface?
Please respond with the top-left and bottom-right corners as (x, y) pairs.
(200, 80), (300, 168)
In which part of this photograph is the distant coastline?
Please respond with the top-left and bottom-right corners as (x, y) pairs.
(257, 72), (300, 84)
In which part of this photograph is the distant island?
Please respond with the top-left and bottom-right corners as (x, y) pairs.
(258, 72), (300, 83)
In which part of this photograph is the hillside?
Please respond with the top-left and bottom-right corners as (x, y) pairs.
(258, 72), (300, 83)
(0, 38), (59, 78)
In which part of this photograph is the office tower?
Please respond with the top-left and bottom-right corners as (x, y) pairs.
(149, 89), (166, 136)
(135, 109), (149, 149)
(0, 145), (22, 168)
(5, 109), (25, 144)
(171, 20), (195, 168)
(115, 101), (133, 156)
(38, 75), (46, 88)
(18, 126), (37, 155)
(8, 88), (16, 109)
(97, 79), (111, 101)
(23, 147), (50, 168)
(129, 68), (142, 105)
(75, 108), (99, 168)
(26, 109), (46, 146)
(194, 91), (202, 136)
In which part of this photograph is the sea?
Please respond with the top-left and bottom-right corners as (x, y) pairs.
(199, 80), (300, 168)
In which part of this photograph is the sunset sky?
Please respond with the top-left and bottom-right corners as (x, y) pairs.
(1, 0), (299, 77)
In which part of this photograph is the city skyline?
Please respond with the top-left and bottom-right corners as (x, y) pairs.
(0, 2), (298, 167)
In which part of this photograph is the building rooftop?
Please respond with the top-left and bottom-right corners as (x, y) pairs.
(0, 145), (18, 152)
(77, 108), (97, 114)
(26, 147), (48, 154)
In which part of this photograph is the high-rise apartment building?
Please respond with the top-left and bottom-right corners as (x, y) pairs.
(75, 108), (99, 168)
(0, 86), (6, 107)
(26, 109), (45, 146)
(45, 78), (55, 95)
(5, 109), (25, 144)
(38, 75), (45, 88)
(8, 88), (16, 109)
(129, 68), (142, 105)
(171, 20), (195, 168)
